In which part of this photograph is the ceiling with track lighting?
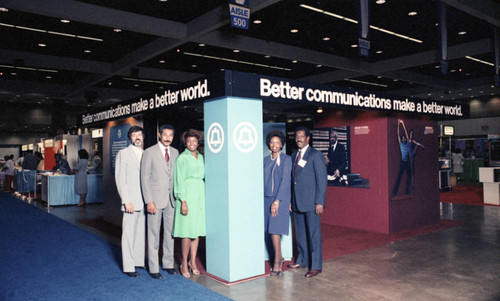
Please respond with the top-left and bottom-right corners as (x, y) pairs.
(0, 0), (499, 133)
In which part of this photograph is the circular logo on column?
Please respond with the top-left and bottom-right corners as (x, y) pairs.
(207, 122), (224, 153)
(117, 129), (122, 138)
(233, 121), (258, 153)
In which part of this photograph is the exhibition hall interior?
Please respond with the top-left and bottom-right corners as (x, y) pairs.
(1, 1), (499, 300)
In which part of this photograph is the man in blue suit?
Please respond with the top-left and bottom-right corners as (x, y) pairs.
(288, 127), (327, 278)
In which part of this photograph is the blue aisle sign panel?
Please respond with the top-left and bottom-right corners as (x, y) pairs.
(359, 38), (370, 58)
(229, 3), (250, 30)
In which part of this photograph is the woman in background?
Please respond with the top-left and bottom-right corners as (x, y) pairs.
(263, 129), (292, 276)
(452, 148), (464, 182)
(173, 129), (205, 278)
(74, 149), (89, 207)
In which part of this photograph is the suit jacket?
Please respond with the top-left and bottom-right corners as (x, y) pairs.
(141, 142), (179, 209)
(291, 146), (328, 212)
(327, 142), (347, 176)
(115, 144), (144, 212)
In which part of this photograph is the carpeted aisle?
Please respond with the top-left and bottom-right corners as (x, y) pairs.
(0, 192), (230, 301)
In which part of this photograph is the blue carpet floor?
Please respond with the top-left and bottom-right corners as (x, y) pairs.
(0, 192), (231, 301)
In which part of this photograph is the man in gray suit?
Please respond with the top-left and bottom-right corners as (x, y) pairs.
(141, 124), (179, 279)
(115, 125), (146, 277)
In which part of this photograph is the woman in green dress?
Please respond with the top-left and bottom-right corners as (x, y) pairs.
(173, 129), (205, 278)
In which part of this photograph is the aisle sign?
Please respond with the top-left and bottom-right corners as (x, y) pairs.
(359, 38), (370, 58)
(229, 2), (250, 30)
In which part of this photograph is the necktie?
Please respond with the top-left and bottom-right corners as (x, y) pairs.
(293, 151), (302, 176)
(165, 148), (170, 163)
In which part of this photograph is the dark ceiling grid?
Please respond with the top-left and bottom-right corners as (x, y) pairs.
(0, 0), (498, 134)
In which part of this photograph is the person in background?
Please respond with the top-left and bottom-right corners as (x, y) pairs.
(141, 124), (179, 279)
(15, 153), (24, 167)
(115, 126), (146, 277)
(2, 155), (15, 192)
(53, 153), (72, 175)
(35, 152), (44, 172)
(74, 149), (89, 207)
(452, 148), (465, 181)
(88, 151), (102, 174)
(173, 129), (206, 278)
(263, 129), (292, 276)
(287, 127), (327, 278)
(22, 150), (39, 171)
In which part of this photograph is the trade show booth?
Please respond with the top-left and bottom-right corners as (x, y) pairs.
(79, 70), (467, 283)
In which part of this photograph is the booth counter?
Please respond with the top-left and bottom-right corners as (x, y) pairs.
(41, 173), (103, 206)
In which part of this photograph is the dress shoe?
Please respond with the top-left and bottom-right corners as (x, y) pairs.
(124, 271), (139, 277)
(305, 270), (321, 278)
(150, 273), (163, 279)
(271, 259), (284, 276)
(180, 264), (191, 278)
(287, 263), (303, 269)
(188, 262), (200, 276)
(162, 268), (176, 275)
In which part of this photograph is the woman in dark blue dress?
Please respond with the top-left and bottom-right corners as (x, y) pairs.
(263, 130), (292, 275)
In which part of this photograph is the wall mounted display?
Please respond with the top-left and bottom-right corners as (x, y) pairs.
(391, 119), (426, 199)
(313, 126), (369, 188)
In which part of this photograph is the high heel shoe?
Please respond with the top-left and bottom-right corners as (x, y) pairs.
(180, 264), (191, 278)
(270, 259), (284, 276)
(188, 262), (200, 275)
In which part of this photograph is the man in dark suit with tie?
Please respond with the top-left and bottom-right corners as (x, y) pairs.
(141, 124), (179, 279)
(288, 127), (327, 278)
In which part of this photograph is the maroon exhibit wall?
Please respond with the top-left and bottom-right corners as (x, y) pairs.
(315, 111), (440, 234)
(316, 111), (391, 234)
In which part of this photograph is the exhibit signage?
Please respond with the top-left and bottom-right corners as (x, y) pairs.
(78, 70), (468, 127)
(109, 124), (130, 175)
(207, 122), (225, 154)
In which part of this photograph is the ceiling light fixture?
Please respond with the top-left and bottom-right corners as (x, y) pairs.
(0, 22), (103, 41)
(408, 11), (418, 16)
(0, 7), (8, 12)
(376, 50), (383, 54)
(465, 56), (494, 66)
(323, 37), (330, 41)
(233, 49), (240, 53)
(60, 19), (70, 23)
(159, 60), (166, 63)
(84, 49), (91, 53)
(316, 64), (322, 67)
(290, 29), (299, 33)
(458, 31), (467, 35)
(123, 77), (177, 85)
(183, 51), (292, 71)
(292, 60), (298, 63)
(38, 43), (46, 47)
(300, 4), (422, 43)
(344, 78), (388, 88)
(351, 44), (358, 48)
(113, 28), (122, 32)
(253, 20), (262, 24)
(376, 0), (386, 4)
(317, 107), (323, 113)
(198, 43), (205, 47)
(264, 55), (271, 58)
(0, 64), (57, 73)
